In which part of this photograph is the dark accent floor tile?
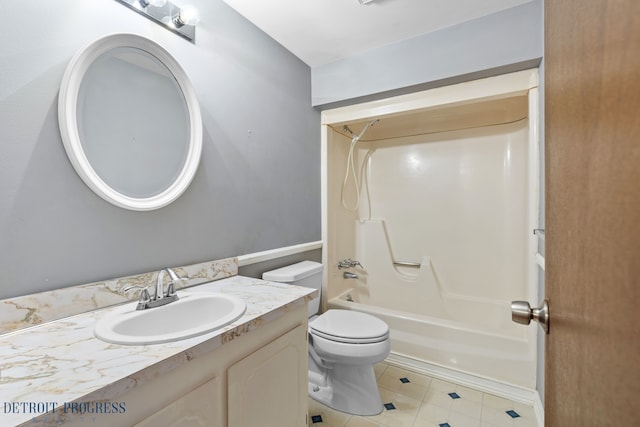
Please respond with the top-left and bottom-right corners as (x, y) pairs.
(506, 409), (521, 418)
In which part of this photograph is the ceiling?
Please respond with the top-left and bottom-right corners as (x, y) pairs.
(222, 0), (533, 67)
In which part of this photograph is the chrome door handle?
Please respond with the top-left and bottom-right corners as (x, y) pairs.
(511, 300), (549, 334)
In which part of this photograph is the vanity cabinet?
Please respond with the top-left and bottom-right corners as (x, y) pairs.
(134, 376), (220, 427)
(120, 305), (309, 427)
(133, 323), (308, 427)
(228, 324), (307, 426)
(55, 305), (309, 427)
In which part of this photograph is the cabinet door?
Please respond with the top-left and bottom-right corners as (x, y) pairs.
(134, 375), (221, 427)
(228, 324), (308, 427)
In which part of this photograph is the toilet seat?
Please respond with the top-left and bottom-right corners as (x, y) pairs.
(309, 328), (388, 344)
(309, 310), (389, 344)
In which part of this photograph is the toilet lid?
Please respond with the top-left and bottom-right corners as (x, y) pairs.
(309, 310), (389, 344)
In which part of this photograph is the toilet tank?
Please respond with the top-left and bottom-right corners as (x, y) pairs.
(262, 261), (323, 317)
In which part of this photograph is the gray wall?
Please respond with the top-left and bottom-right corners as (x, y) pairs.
(0, 0), (320, 299)
(311, 0), (543, 107)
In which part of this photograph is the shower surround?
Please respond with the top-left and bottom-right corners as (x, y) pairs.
(321, 70), (540, 391)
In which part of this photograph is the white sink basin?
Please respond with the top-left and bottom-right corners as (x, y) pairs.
(94, 291), (246, 345)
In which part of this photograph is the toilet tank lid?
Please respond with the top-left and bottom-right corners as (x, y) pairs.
(262, 261), (323, 282)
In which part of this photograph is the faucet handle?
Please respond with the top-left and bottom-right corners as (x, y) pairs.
(338, 259), (364, 269)
(338, 259), (354, 269)
(166, 282), (178, 297)
(166, 268), (188, 282)
(165, 269), (188, 297)
(122, 286), (151, 304)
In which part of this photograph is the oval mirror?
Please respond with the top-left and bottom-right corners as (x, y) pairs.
(58, 34), (202, 210)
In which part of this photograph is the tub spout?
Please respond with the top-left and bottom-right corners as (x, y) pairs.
(343, 272), (358, 279)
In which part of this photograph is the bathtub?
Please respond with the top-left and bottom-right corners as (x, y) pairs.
(328, 289), (536, 389)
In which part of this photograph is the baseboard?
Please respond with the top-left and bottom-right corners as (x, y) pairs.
(532, 390), (544, 427)
(386, 353), (544, 427)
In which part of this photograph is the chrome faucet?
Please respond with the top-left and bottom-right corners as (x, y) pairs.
(155, 268), (182, 301)
(123, 268), (187, 310)
(343, 272), (358, 279)
(122, 285), (152, 310)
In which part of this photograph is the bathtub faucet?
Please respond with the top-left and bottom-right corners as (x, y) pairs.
(343, 272), (358, 279)
(337, 259), (363, 269)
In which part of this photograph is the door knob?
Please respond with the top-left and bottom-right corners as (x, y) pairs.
(511, 300), (549, 334)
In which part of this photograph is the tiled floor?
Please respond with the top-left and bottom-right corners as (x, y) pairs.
(308, 363), (538, 427)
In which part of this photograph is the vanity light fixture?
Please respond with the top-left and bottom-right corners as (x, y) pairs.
(114, 0), (198, 42)
(173, 6), (200, 28)
(138, 0), (167, 8)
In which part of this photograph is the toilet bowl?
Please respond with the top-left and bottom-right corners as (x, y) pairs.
(262, 261), (391, 416)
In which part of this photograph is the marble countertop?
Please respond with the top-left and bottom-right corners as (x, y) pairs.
(0, 276), (316, 426)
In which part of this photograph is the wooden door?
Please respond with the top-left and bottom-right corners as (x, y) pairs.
(545, 0), (640, 425)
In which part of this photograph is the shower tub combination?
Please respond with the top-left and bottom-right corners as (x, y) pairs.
(321, 70), (540, 391)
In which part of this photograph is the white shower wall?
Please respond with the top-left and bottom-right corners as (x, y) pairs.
(358, 119), (529, 304)
(321, 69), (540, 388)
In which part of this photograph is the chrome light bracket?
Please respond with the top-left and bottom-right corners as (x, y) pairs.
(114, 0), (196, 43)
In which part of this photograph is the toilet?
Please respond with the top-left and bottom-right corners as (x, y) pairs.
(262, 260), (390, 416)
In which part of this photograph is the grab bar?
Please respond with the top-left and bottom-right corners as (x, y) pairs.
(393, 261), (421, 268)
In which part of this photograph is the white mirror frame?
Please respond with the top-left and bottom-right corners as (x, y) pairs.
(58, 33), (203, 211)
